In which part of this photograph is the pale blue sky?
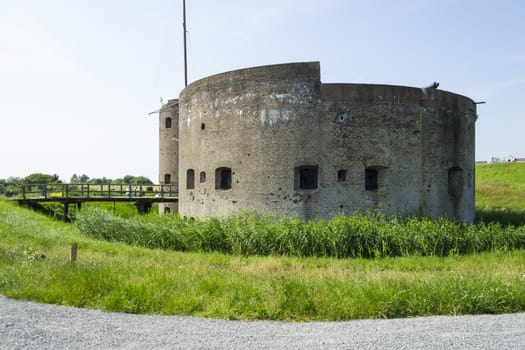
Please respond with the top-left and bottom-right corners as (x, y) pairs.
(1, 0), (523, 182)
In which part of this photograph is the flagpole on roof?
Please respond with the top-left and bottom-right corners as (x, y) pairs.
(183, 0), (188, 87)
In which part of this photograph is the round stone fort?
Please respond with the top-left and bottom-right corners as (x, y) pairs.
(159, 62), (476, 222)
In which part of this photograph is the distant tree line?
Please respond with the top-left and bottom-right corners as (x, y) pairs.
(69, 174), (153, 185)
(0, 173), (153, 196)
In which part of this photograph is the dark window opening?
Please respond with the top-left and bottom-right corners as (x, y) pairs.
(337, 169), (347, 182)
(365, 169), (378, 191)
(165, 117), (172, 129)
(295, 166), (318, 190)
(164, 207), (171, 214)
(201, 123), (205, 130)
(186, 169), (195, 189)
(200, 171), (206, 183)
(448, 167), (463, 198)
(164, 173), (171, 184)
(215, 167), (232, 190)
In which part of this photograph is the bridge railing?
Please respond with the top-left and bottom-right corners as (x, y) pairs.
(16, 183), (178, 200)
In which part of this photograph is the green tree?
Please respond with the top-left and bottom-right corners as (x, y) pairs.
(22, 173), (61, 185)
(115, 175), (153, 185)
(88, 177), (112, 185)
(0, 177), (21, 197)
(132, 176), (153, 185)
(123, 175), (134, 184)
(6, 177), (21, 185)
(70, 174), (79, 184)
(71, 174), (90, 184)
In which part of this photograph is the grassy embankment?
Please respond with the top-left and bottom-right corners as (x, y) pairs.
(0, 162), (524, 320)
(476, 162), (525, 226)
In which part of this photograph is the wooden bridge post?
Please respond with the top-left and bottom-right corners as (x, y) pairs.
(63, 202), (70, 223)
(135, 200), (152, 214)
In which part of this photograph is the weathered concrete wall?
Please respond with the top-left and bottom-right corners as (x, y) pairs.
(158, 99), (179, 214)
(418, 91), (476, 222)
(174, 62), (476, 222)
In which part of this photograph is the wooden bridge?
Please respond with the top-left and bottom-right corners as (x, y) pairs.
(14, 183), (177, 221)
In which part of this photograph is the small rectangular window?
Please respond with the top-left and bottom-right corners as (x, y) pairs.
(365, 169), (378, 191)
(337, 169), (347, 182)
(186, 169), (195, 189)
(215, 167), (232, 190)
(448, 167), (463, 198)
(295, 166), (318, 190)
(164, 173), (171, 184)
(165, 117), (172, 129)
(200, 171), (206, 183)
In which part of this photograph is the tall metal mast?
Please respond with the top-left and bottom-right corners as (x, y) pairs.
(183, 0), (188, 87)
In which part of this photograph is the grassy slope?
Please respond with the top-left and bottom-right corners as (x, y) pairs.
(1, 199), (524, 320)
(1, 163), (524, 320)
(476, 162), (525, 209)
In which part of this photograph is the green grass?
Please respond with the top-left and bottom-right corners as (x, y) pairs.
(1, 162), (525, 321)
(1, 199), (524, 320)
(37, 201), (158, 221)
(476, 162), (525, 210)
(475, 162), (525, 226)
(74, 208), (525, 258)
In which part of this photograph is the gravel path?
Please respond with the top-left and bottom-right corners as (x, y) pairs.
(1, 296), (524, 349)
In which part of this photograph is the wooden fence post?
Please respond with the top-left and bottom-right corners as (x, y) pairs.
(70, 242), (78, 263)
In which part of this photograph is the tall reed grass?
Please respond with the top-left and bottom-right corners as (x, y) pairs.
(475, 207), (525, 227)
(76, 209), (525, 258)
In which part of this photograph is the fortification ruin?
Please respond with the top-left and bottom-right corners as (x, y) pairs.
(158, 62), (476, 222)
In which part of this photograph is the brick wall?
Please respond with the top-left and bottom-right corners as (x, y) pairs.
(172, 62), (476, 222)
